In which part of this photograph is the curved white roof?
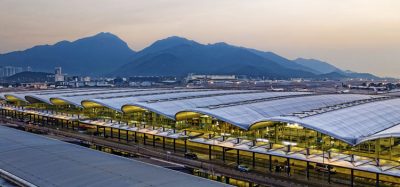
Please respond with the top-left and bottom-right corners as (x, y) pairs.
(270, 97), (400, 145)
(358, 123), (400, 144)
(184, 94), (379, 130)
(85, 89), (262, 112)
(2, 88), (400, 145)
(3, 88), (107, 103)
(121, 92), (312, 119)
(24, 88), (145, 105)
(49, 88), (160, 106)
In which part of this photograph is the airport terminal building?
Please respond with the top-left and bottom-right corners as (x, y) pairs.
(1, 88), (400, 186)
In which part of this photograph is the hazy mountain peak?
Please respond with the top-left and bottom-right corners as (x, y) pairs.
(74, 32), (127, 44)
(93, 32), (119, 38)
(243, 48), (320, 74)
(164, 35), (190, 40)
(344, 70), (356, 73)
(212, 42), (229, 46)
(293, 58), (341, 74)
(295, 58), (322, 63)
(96, 31), (113, 35)
(54, 40), (70, 46)
(136, 36), (200, 57)
(153, 36), (199, 46)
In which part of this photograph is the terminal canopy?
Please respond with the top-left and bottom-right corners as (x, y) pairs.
(2, 88), (400, 145)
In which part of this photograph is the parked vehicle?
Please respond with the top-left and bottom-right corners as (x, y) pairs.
(184, 152), (198, 160)
(315, 163), (336, 174)
(237, 164), (251, 172)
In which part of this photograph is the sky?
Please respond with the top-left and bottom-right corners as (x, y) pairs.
(0, 0), (399, 77)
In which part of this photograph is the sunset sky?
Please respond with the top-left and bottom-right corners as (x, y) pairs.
(0, 0), (399, 77)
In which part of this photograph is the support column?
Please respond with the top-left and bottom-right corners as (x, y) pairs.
(134, 131), (137, 142)
(153, 135), (156, 147)
(126, 130), (129, 142)
(173, 139), (176, 152)
(208, 134), (212, 160)
(269, 155), (272, 172)
(236, 150), (240, 165)
(96, 126), (99, 136)
(209, 145), (212, 160)
(376, 173), (379, 187)
(222, 147), (226, 162)
(110, 127), (113, 138)
(118, 129), (121, 141)
(252, 152), (256, 167)
(286, 158), (290, 176)
(351, 169), (354, 187)
(162, 137), (165, 149)
(328, 165), (331, 183)
(375, 139), (380, 160)
(306, 161), (310, 180)
(184, 139), (187, 152)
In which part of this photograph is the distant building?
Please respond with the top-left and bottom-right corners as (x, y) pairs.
(54, 67), (65, 82)
(82, 76), (91, 82)
(0, 66), (24, 77)
(185, 73), (237, 87)
(186, 74), (236, 82)
(20, 82), (48, 89)
(26, 66), (32, 72)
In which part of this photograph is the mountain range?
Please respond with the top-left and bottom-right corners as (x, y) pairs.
(0, 32), (135, 75)
(0, 32), (379, 79)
